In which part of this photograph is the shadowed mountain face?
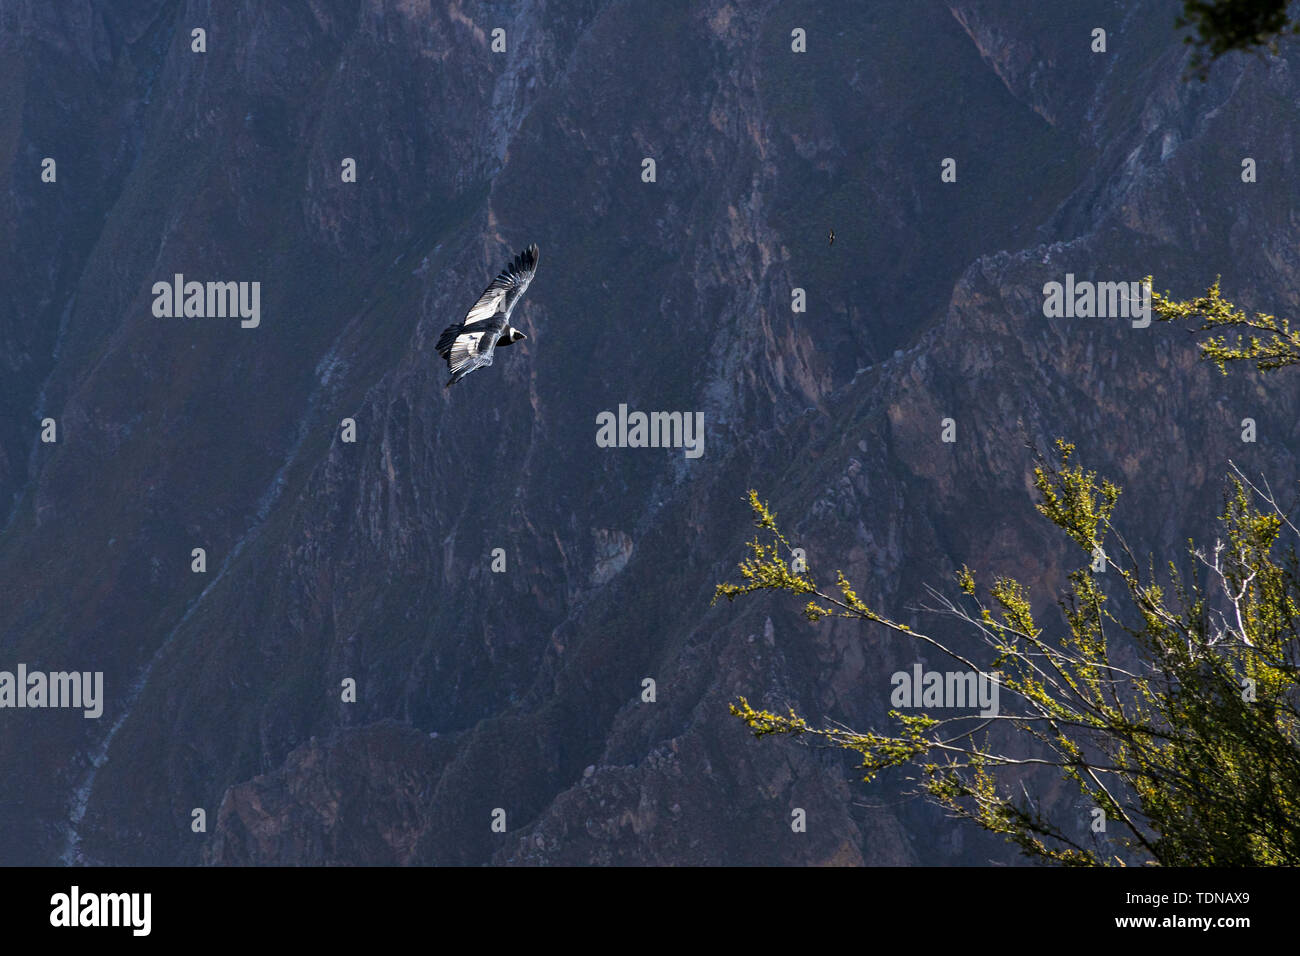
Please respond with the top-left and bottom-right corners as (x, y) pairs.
(1, 0), (1297, 865)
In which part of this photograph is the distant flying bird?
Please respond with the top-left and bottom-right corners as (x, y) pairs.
(436, 244), (538, 388)
(828, 228), (835, 245)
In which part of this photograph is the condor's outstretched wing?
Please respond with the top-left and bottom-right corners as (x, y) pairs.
(436, 244), (539, 387)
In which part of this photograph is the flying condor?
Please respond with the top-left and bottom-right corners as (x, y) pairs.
(436, 244), (539, 388)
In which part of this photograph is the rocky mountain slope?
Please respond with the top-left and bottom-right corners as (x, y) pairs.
(1, 0), (1297, 865)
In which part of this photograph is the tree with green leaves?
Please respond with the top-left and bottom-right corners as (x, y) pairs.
(1178, 0), (1300, 79)
(717, 280), (1300, 865)
(1151, 275), (1300, 371)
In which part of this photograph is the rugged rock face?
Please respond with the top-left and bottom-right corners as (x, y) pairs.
(1, 0), (1298, 865)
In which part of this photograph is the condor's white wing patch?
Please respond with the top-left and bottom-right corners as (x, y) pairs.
(463, 286), (507, 325)
(446, 325), (496, 373)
